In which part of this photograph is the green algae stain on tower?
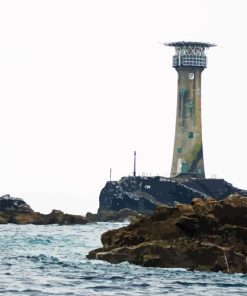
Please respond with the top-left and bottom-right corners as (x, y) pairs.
(166, 41), (215, 178)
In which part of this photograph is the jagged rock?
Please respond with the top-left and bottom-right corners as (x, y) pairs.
(87, 194), (247, 273)
(98, 176), (247, 214)
(0, 195), (88, 225)
(0, 195), (33, 212)
(86, 208), (143, 222)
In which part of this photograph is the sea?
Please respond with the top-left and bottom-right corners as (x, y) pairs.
(1, 223), (247, 296)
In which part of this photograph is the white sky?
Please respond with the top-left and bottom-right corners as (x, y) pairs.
(0, 0), (246, 214)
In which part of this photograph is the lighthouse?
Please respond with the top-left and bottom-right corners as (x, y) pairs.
(166, 41), (215, 178)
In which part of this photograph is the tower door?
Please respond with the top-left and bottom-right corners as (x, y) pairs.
(181, 162), (189, 173)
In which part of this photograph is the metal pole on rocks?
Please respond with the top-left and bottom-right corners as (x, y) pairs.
(133, 151), (136, 177)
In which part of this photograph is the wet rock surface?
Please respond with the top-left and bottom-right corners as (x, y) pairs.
(0, 195), (88, 225)
(98, 176), (247, 214)
(88, 194), (247, 273)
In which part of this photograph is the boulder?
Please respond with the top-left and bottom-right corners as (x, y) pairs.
(87, 194), (247, 273)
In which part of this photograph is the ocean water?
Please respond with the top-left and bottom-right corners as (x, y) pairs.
(1, 223), (247, 296)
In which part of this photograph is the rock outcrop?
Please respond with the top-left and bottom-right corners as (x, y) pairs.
(0, 194), (32, 211)
(0, 195), (88, 225)
(88, 194), (247, 273)
(86, 208), (143, 222)
(98, 176), (247, 214)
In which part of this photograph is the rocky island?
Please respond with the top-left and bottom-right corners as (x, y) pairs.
(87, 176), (247, 221)
(88, 194), (247, 273)
(0, 195), (88, 225)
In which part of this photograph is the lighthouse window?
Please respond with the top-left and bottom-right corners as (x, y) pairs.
(177, 147), (182, 153)
(189, 73), (194, 80)
(188, 132), (194, 139)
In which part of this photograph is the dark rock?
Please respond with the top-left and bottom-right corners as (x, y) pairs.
(0, 195), (88, 225)
(0, 195), (33, 212)
(98, 176), (247, 215)
(86, 208), (144, 222)
(87, 194), (247, 273)
(85, 212), (99, 222)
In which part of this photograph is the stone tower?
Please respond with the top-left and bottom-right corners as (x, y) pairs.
(166, 41), (215, 178)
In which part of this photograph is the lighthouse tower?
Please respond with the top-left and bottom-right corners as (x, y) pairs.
(166, 41), (215, 178)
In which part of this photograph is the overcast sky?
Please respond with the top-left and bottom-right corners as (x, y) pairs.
(0, 0), (246, 214)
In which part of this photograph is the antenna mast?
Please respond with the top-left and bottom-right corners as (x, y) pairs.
(133, 151), (136, 177)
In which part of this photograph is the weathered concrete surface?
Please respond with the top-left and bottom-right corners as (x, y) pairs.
(88, 194), (247, 273)
(171, 67), (205, 178)
(98, 176), (247, 214)
(0, 195), (88, 225)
